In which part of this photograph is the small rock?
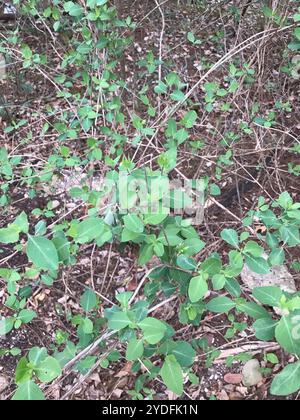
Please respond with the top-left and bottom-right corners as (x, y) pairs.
(217, 390), (229, 400)
(224, 384), (235, 391)
(57, 295), (69, 304)
(224, 373), (243, 385)
(236, 386), (248, 396)
(242, 359), (263, 387)
(241, 257), (296, 294)
(3, 3), (16, 15)
(35, 292), (46, 302)
(229, 392), (243, 400)
(51, 200), (60, 209)
(0, 375), (8, 394)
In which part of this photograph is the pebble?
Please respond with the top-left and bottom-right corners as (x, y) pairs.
(218, 390), (229, 400)
(51, 200), (60, 209)
(242, 359), (263, 387)
(0, 376), (8, 394)
(241, 256), (296, 294)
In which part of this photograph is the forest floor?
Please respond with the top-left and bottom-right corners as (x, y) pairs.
(1, 0), (300, 400)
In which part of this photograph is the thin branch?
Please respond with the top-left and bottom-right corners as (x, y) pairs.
(154, 0), (165, 115)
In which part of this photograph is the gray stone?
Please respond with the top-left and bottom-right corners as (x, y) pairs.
(242, 359), (262, 387)
(241, 260), (296, 294)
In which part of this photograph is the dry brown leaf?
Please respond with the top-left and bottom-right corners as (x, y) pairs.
(224, 373), (243, 385)
(115, 361), (133, 378)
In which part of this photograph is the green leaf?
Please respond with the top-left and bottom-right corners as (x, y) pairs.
(35, 356), (61, 383)
(174, 128), (189, 145)
(75, 356), (97, 374)
(154, 242), (164, 257)
(237, 302), (270, 319)
(287, 296), (300, 312)
(14, 319), (22, 329)
(266, 353), (279, 364)
(188, 275), (208, 303)
(0, 226), (19, 244)
(76, 218), (104, 244)
(206, 296), (236, 314)
(170, 90), (185, 102)
(294, 27), (300, 41)
(80, 289), (97, 312)
(159, 230), (182, 246)
(52, 235), (70, 264)
(160, 355), (184, 395)
(180, 110), (197, 128)
(87, 0), (107, 8)
(108, 312), (131, 331)
(176, 255), (197, 271)
(268, 248), (285, 266)
(143, 213), (168, 225)
(212, 274), (226, 290)
(0, 317), (14, 336)
(26, 236), (59, 271)
(243, 241), (264, 257)
(13, 212), (29, 233)
(15, 357), (32, 384)
(29, 347), (47, 366)
(259, 209), (279, 227)
(18, 309), (36, 324)
(171, 341), (196, 367)
(201, 257), (222, 276)
(157, 148), (178, 173)
(266, 232), (279, 249)
(121, 228), (140, 242)
(126, 338), (144, 361)
(245, 255), (270, 275)
(116, 291), (133, 307)
(253, 318), (277, 341)
(187, 32), (195, 43)
(138, 317), (167, 344)
(41, 274), (54, 286)
(10, 348), (22, 356)
(82, 317), (94, 334)
(64, 1), (84, 17)
(138, 243), (154, 265)
(221, 229), (239, 248)
(225, 278), (241, 298)
(54, 341), (76, 367)
(166, 118), (177, 137)
(21, 45), (32, 60)
(183, 238), (205, 256)
(275, 313), (300, 355)
(154, 81), (168, 94)
(165, 72), (180, 86)
(123, 214), (144, 234)
(252, 286), (282, 307)
(287, 209), (300, 220)
(225, 251), (244, 277)
(279, 226), (300, 246)
(210, 183), (221, 196)
(271, 362), (300, 396)
(12, 381), (45, 401)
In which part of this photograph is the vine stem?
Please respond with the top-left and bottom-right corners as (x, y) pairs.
(128, 265), (164, 305)
(154, 0), (165, 116)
